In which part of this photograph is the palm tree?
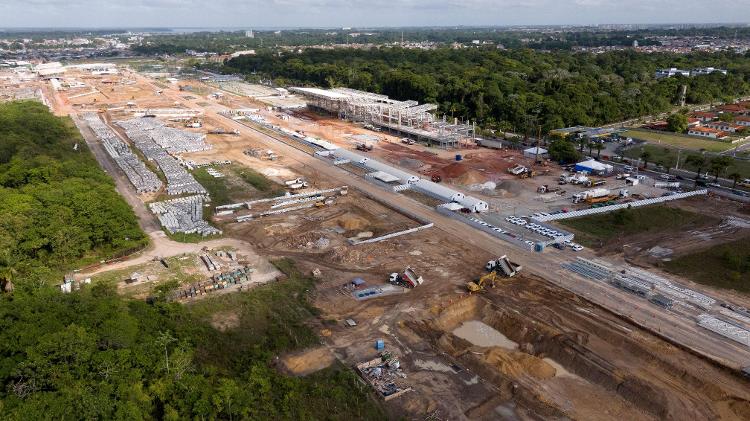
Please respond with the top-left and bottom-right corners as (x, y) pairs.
(709, 156), (732, 182)
(684, 154), (707, 183)
(729, 171), (742, 188)
(640, 150), (652, 169)
(587, 141), (594, 156)
(595, 143), (604, 159)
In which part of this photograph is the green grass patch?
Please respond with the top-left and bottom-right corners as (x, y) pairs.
(192, 167), (233, 206)
(234, 166), (286, 197)
(165, 230), (222, 243)
(623, 144), (750, 180)
(559, 205), (717, 248)
(623, 129), (743, 152)
(663, 237), (750, 292)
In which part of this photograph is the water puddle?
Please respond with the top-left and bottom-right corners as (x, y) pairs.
(452, 320), (519, 349)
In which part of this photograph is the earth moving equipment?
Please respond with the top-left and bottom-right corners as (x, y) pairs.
(507, 165), (527, 176)
(389, 266), (424, 288)
(537, 185), (561, 194)
(431, 174), (442, 183)
(484, 255), (523, 277)
(467, 271), (499, 293)
(356, 142), (374, 152)
(518, 168), (536, 179)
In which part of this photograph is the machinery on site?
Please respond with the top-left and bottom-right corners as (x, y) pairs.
(466, 271), (499, 293)
(468, 256), (522, 292)
(572, 188), (629, 204)
(400, 137), (415, 145)
(507, 165), (527, 176)
(431, 174), (442, 183)
(484, 255), (523, 276)
(356, 142), (374, 152)
(389, 266), (424, 288)
(559, 172), (590, 185)
(537, 185), (561, 194)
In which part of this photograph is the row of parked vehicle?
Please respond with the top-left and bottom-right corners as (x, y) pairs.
(505, 216), (585, 251)
(469, 216), (536, 248)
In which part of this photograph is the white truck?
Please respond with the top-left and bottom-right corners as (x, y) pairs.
(572, 188), (610, 204)
(389, 266), (424, 288)
(485, 256), (522, 277)
(284, 178), (305, 186)
(508, 165), (527, 175)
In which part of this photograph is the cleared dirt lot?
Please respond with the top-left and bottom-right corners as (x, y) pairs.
(53, 68), (750, 420)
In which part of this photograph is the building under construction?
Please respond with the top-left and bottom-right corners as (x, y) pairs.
(291, 87), (475, 148)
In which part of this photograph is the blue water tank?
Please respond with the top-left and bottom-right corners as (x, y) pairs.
(535, 242), (545, 252)
(375, 339), (385, 350)
(455, 154), (463, 161)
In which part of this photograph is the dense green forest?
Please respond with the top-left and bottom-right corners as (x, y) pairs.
(0, 101), (146, 292)
(0, 260), (385, 419)
(223, 48), (750, 133)
(129, 26), (750, 55)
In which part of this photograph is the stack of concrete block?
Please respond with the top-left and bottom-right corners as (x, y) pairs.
(117, 119), (207, 195)
(83, 113), (162, 193)
(149, 195), (221, 236)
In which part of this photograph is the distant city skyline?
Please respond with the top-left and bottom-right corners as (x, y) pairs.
(0, 0), (749, 29)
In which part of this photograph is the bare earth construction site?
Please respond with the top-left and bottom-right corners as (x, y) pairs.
(22, 62), (750, 420)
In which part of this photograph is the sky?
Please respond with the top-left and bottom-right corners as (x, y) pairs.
(0, 0), (748, 29)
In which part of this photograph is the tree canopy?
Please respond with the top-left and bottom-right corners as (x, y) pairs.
(0, 101), (146, 292)
(222, 48), (750, 134)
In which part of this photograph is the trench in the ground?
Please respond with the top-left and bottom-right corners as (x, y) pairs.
(407, 295), (682, 420)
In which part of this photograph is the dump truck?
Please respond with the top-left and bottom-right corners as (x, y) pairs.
(287, 181), (309, 190)
(537, 185), (561, 194)
(389, 266), (424, 288)
(484, 255), (522, 277)
(507, 164), (527, 175)
(572, 188), (610, 204)
(284, 178), (305, 186)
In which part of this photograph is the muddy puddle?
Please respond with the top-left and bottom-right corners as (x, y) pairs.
(452, 320), (518, 349)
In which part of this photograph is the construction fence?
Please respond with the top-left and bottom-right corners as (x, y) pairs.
(535, 190), (708, 222)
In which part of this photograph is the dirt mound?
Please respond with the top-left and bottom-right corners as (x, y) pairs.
(456, 169), (488, 185)
(280, 346), (335, 376)
(484, 348), (556, 380)
(399, 157), (424, 169)
(337, 213), (368, 230)
(438, 162), (468, 179)
(210, 311), (240, 332)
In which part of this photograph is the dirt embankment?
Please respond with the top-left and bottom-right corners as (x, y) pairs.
(405, 284), (750, 421)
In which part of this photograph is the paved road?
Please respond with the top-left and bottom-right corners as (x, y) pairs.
(136, 73), (750, 369)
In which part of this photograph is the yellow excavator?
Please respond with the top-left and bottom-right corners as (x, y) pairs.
(466, 271), (499, 293)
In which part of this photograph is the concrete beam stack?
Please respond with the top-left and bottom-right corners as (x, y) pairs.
(149, 195), (221, 236)
(83, 113), (162, 193)
(117, 119), (207, 195)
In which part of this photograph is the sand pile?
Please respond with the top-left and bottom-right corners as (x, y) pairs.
(280, 346), (335, 376)
(337, 213), (369, 230)
(484, 348), (556, 380)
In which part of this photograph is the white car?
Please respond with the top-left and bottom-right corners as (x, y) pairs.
(572, 245), (584, 252)
(525, 240), (535, 246)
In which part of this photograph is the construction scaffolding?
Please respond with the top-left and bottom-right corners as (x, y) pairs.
(290, 87), (475, 148)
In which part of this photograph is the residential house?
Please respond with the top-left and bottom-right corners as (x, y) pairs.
(687, 127), (728, 139)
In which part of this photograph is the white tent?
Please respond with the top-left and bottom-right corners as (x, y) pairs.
(523, 147), (548, 158)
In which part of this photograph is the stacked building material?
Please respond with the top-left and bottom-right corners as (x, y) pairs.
(83, 113), (162, 193)
(117, 119), (207, 195)
(149, 195), (221, 236)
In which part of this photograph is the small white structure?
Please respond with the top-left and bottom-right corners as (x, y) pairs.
(523, 146), (548, 159)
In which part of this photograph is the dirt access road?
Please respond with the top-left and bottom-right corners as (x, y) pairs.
(121, 73), (750, 370)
